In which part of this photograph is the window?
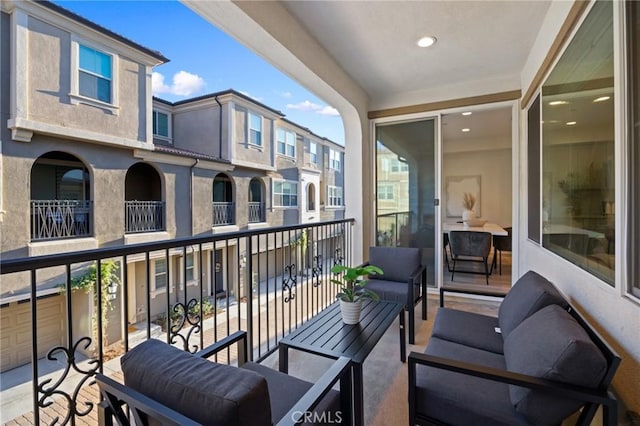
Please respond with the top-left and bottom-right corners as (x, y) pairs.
(153, 111), (170, 138)
(78, 44), (112, 103)
(329, 149), (341, 171)
(540, 1), (614, 285)
(154, 258), (167, 291)
(327, 186), (343, 207)
(277, 129), (296, 157)
(248, 112), (262, 146)
(377, 184), (394, 200)
(527, 95), (541, 243)
(310, 142), (318, 164)
(629, 0), (640, 297)
(391, 159), (409, 172)
(273, 180), (298, 207)
(185, 253), (195, 282)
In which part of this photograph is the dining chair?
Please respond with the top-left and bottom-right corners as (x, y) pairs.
(448, 231), (492, 285)
(492, 226), (512, 275)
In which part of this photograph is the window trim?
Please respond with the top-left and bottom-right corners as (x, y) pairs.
(329, 149), (341, 171)
(310, 142), (318, 165)
(152, 109), (172, 141)
(272, 179), (299, 208)
(180, 253), (198, 288)
(247, 111), (263, 147)
(277, 128), (297, 158)
(151, 257), (168, 293)
(377, 183), (395, 200)
(70, 36), (119, 114)
(327, 185), (343, 208)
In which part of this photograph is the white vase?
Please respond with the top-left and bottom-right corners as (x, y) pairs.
(462, 209), (475, 226)
(339, 299), (362, 324)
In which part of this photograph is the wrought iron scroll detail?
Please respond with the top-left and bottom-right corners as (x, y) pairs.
(282, 264), (297, 303)
(169, 298), (202, 353)
(334, 248), (344, 267)
(312, 254), (323, 287)
(38, 337), (100, 425)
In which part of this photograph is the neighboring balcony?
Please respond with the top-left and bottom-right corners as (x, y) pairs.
(125, 201), (165, 233)
(248, 202), (265, 223)
(213, 202), (235, 226)
(30, 200), (92, 241)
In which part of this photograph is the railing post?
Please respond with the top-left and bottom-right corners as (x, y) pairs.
(246, 235), (253, 362)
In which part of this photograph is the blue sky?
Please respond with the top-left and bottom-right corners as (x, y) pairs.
(54, 1), (345, 145)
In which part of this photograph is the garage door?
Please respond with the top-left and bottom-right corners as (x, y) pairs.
(0, 295), (67, 372)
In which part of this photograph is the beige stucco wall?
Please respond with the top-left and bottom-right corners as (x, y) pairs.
(173, 104), (221, 159)
(26, 16), (147, 142)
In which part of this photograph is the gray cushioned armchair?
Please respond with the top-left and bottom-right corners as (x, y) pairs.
(96, 331), (352, 425)
(364, 246), (427, 344)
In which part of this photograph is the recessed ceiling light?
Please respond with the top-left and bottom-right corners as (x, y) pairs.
(593, 96), (610, 103)
(417, 36), (437, 48)
(566, 121), (577, 126)
(549, 100), (568, 106)
(462, 128), (471, 132)
(462, 112), (472, 116)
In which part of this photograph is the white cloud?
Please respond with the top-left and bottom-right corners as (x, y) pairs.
(239, 91), (264, 102)
(286, 100), (339, 116)
(152, 71), (205, 97)
(279, 91), (293, 99)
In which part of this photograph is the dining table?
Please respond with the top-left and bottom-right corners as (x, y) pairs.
(443, 222), (508, 236)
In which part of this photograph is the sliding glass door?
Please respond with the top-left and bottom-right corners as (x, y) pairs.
(375, 118), (437, 287)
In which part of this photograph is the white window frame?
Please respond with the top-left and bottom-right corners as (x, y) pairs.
(180, 253), (198, 288)
(377, 184), (394, 200)
(153, 109), (172, 141)
(70, 36), (119, 114)
(391, 159), (409, 172)
(248, 111), (262, 146)
(310, 142), (318, 165)
(151, 258), (168, 292)
(277, 128), (296, 158)
(329, 149), (341, 171)
(327, 186), (343, 207)
(273, 179), (299, 208)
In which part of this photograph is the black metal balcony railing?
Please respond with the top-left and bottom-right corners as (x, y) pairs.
(31, 200), (93, 241)
(377, 211), (412, 247)
(125, 201), (165, 233)
(248, 201), (265, 223)
(213, 201), (235, 226)
(0, 219), (354, 425)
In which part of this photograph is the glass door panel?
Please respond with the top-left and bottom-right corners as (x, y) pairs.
(375, 118), (437, 287)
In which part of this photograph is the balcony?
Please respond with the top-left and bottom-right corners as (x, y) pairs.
(30, 200), (92, 241)
(0, 219), (356, 424)
(213, 201), (235, 226)
(248, 201), (265, 223)
(125, 200), (165, 233)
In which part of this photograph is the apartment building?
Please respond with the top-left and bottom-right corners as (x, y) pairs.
(0, 0), (343, 371)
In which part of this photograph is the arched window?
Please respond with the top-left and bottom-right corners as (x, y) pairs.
(249, 178), (265, 223)
(213, 174), (235, 225)
(125, 163), (164, 233)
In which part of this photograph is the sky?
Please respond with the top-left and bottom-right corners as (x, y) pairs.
(54, 0), (345, 145)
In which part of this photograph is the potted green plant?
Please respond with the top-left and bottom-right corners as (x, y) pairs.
(331, 264), (382, 324)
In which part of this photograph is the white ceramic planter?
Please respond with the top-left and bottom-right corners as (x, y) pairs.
(462, 209), (475, 227)
(339, 299), (362, 324)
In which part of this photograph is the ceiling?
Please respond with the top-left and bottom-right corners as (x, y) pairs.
(281, 1), (551, 105)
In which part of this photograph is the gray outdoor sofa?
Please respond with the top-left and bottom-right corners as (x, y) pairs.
(96, 331), (352, 425)
(409, 271), (621, 426)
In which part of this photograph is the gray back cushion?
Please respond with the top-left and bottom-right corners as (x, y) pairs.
(121, 339), (271, 426)
(498, 270), (568, 336)
(368, 246), (421, 282)
(503, 305), (607, 424)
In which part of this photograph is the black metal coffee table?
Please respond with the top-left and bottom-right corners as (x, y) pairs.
(279, 299), (405, 426)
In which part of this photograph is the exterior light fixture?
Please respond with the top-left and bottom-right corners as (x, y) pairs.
(462, 128), (471, 132)
(107, 282), (119, 300)
(549, 100), (568, 106)
(593, 96), (610, 102)
(417, 36), (437, 48)
(566, 121), (577, 126)
(462, 112), (472, 116)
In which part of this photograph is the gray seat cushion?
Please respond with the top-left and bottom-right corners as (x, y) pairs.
(503, 305), (607, 425)
(431, 308), (503, 354)
(365, 278), (418, 306)
(416, 337), (529, 426)
(498, 270), (568, 336)
(242, 362), (341, 425)
(369, 246), (421, 282)
(121, 339), (271, 426)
